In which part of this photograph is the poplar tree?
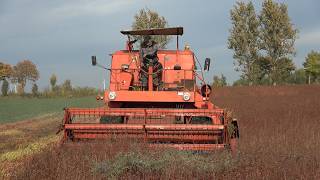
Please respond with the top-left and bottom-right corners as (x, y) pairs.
(228, 2), (262, 85)
(132, 8), (170, 49)
(260, 0), (298, 85)
(303, 51), (320, 84)
(229, 0), (298, 85)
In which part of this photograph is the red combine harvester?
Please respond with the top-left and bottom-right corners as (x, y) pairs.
(62, 27), (239, 151)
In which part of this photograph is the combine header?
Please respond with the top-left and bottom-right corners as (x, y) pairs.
(62, 27), (239, 151)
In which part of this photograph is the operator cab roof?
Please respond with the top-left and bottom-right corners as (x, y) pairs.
(120, 27), (183, 36)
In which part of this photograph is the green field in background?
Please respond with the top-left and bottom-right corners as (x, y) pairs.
(0, 96), (103, 123)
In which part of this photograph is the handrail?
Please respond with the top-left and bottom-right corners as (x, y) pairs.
(109, 68), (204, 91)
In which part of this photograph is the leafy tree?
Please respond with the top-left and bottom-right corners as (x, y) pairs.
(228, 0), (298, 85)
(1, 79), (9, 96)
(228, 2), (261, 85)
(303, 50), (320, 84)
(260, 0), (298, 85)
(0, 62), (13, 80)
(233, 78), (249, 86)
(213, 74), (227, 87)
(12, 60), (39, 94)
(132, 8), (170, 48)
(288, 68), (306, 84)
(32, 83), (38, 96)
(50, 74), (57, 91)
(273, 57), (295, 84)
(62, 79), (72, 95)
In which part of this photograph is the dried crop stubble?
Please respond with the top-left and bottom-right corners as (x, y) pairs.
(11, 85), (320, 179)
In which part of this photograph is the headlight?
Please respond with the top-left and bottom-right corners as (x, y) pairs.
(108, 91), (116, 100)
(183, 92), (190, 101)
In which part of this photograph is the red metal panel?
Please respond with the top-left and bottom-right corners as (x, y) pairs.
(149, 144), (225, 151)
(62, 107), (230, 151)
(104, 91), (195, 102)
(72, 134), (219, 143)
(110, 50), (195, 91)
(145, 124), (224, 130)
(147, 135), (219, 143)
(65, 107), (224, 117)
(66, 124), (224, 131)
(72, 133), (144, 139)
(65, 124), (144, 130)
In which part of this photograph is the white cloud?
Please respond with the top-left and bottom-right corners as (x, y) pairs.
(297, 28), (320, 46)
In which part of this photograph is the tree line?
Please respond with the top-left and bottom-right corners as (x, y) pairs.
(131, 6), (320, 87)
(1, 5), (319, 94)
(227, 0), (320, 86)
(0, 60), (98, 97)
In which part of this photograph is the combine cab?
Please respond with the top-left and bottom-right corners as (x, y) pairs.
(62, 27), (239, 151)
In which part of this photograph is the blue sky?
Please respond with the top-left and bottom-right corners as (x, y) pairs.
(1, 0), (320, 90)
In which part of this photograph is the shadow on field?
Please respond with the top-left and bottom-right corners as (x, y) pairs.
(9, 85), (320, 179)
